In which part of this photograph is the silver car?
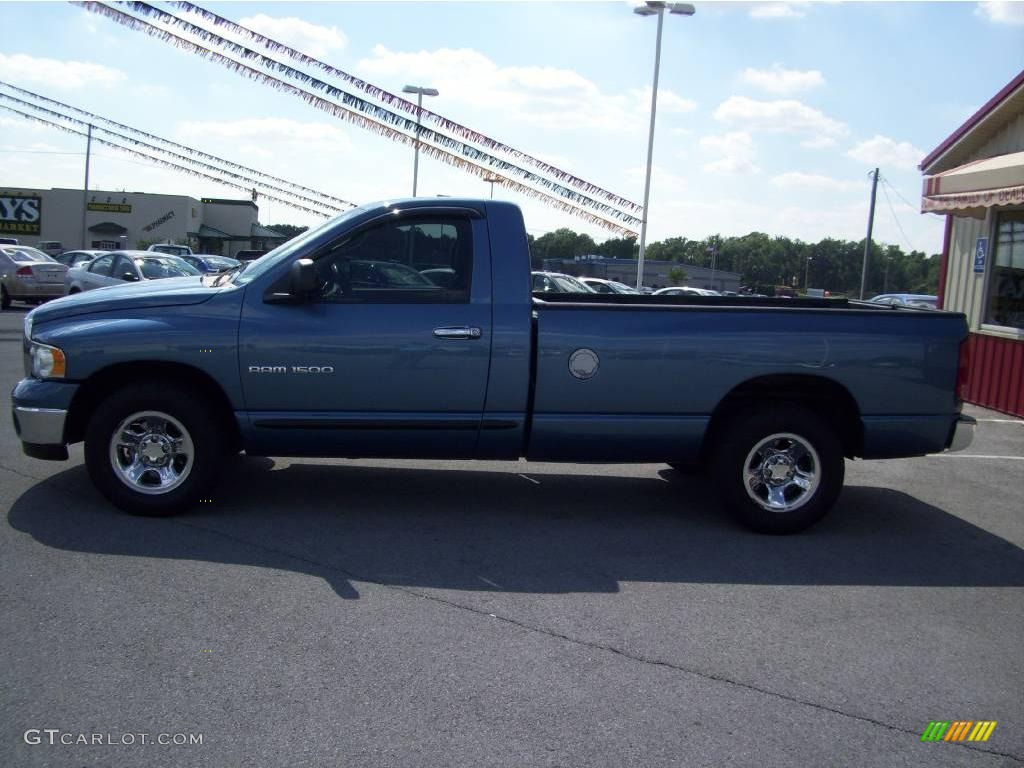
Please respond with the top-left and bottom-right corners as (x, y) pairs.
(65, 250), (201, 294)
(1, 245), (69, 309)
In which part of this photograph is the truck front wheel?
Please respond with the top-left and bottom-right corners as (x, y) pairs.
(84, 382), (225, 516)
(712, 404), (844, 534)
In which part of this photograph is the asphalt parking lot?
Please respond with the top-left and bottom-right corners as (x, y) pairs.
(1, 304), (1022, 768)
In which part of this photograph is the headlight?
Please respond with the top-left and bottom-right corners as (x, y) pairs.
(30, 342), (66, 379)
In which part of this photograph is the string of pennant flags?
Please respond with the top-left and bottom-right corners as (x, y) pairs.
(167, 0), (644, 216)
(0, 89), (348, 215)
(96, 0), (641, 231)
(0, 103), (337, 219)
(72, 0), (640, 236)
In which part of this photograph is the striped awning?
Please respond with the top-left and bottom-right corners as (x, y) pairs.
(922, 151), (1024, 217)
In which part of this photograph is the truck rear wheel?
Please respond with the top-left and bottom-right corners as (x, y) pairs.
(712, 403), (844, 534)
(84, 382), (225, 516)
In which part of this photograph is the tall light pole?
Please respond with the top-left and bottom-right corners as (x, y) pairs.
(482, 173), (502, 199)
(402, 84), (439, 197)
(804, 254), (813, 290)
(634, 1), (695, 290)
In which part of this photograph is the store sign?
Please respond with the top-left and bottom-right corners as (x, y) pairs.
(142, 210), (175, 232)
(974, 237), (988, 274)
(0, 194), (42, 236)
(87, 202), (132, 213)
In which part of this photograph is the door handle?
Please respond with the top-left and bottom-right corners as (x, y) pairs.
(433, 326), (482, 340)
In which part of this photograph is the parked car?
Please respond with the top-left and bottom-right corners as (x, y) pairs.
(53, 250), (107, 269)
(234, 249), (268, 262)
(531, 271), (596, 293)
(0, 236), (20, 245)
(1, 245), (68, 309)
(65, 251), (201, 294)
(36, 241), (64, 257)
(868, 293), (938, 310)
(654, 286), (721, 297)
(147, 243), (194, 258)
(180, 254), (241, 274)
(14, 198), (974, 534)
(579, 277), (641, 294)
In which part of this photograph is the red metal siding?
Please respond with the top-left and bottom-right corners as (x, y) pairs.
(958, 333), (1024, 417)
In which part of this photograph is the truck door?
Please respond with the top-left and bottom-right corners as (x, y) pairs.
(238, 209), (493, 458)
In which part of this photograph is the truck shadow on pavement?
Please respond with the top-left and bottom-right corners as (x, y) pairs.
(8, 458), (1024, 599)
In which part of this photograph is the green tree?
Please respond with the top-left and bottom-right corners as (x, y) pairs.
(668, 266), (688, 286)
(266, 224), (308, 240)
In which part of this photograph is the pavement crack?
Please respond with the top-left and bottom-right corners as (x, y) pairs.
(165, 518), (1023, 763)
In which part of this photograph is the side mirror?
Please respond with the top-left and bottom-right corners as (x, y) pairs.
(121, 271), (139, 282)
(289, 259), (317, 299)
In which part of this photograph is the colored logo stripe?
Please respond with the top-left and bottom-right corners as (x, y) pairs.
(921, 721), (997, 743)
(969, 722), (998, 742)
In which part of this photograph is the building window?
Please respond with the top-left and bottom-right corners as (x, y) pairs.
(984, 211), (1024, 330)
(91, 240), (119, 249)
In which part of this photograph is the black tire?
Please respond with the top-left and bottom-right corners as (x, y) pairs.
(84, 381), (226, 516)
(1, 286), (10, 310)
(711, 403), (844, 534)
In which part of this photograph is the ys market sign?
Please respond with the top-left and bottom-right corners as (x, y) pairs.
(0, 194), (42, 236)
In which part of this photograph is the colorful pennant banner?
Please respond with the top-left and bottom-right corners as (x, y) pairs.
(169, 0), (643, 215)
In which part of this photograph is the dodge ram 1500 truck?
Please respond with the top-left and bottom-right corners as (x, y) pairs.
(12, 199), (975, 533)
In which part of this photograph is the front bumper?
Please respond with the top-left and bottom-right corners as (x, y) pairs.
(947, 413), (976, 452)
(11, 377), (79, 461)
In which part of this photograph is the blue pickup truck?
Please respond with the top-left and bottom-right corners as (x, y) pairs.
(12, 199), (975, 533)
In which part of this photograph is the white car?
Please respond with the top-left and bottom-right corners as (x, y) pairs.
(654, 286), (721, 297)
(579, 277), (641, 294)
(65, 250), (201, 294)
(531, 271), (596, 293)
(147, 243), (194, 257)
(1, 245), (68, 309)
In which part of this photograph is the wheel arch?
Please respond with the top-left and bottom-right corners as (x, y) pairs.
(703, 374), (862, 459)
(66, 361), (240, 450)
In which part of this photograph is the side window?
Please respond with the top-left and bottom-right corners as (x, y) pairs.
(311, 217), (472, 303)
(89, 254), (116, 276)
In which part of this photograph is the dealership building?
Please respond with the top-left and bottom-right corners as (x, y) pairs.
(920, 68), (1024, 417)
(0, 186), (287, 257)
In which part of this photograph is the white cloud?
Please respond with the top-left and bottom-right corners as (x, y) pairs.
(237, 14), (347, 58)
(975, 1), (1024, 25)
(714, 95), (847, 146)
(357, 45), (695, 133)
(0, 53), (126, 90)
(749, 2), (806, 19)
(846, 135), (924, 171)
(699, 131), (761, 174)
(771, 172), (862, 192)
(739, 64), (825, 95)
(176, 118), (352, 151)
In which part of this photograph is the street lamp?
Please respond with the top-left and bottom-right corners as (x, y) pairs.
(804, 254), (813, 290)
(706, 244), (717, 291)
(634, 1), (695, 290)
(482, 173), (502, 199)
(402, 84), (439, 196)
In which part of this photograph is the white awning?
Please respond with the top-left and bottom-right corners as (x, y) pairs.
(921, 150), (1024, 217)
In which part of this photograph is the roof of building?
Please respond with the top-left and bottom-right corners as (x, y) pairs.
(920, 68), (1024, 173)
(251, 223), (287, 239)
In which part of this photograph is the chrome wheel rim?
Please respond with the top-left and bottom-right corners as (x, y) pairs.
(109, 410), (194, 495)
(743, 432), (820, 513)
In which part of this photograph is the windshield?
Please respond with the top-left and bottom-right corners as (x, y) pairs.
(6, 246), (56, 263)
(609, 281), (640, 294)
(134, 256), (202, 278)
(235, 207), (367, 285)
(553, 275), (594, 293)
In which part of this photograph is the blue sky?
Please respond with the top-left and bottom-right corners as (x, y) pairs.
(1, 1), (1022, 253)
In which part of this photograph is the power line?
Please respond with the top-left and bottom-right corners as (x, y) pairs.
(879, 179), (916, 253)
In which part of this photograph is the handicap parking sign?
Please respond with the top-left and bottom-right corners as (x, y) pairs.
(974, 238), (988, 273)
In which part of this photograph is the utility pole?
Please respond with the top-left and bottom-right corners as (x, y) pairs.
(80, 123), (93, 249)
(860, 167), (879, 299)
